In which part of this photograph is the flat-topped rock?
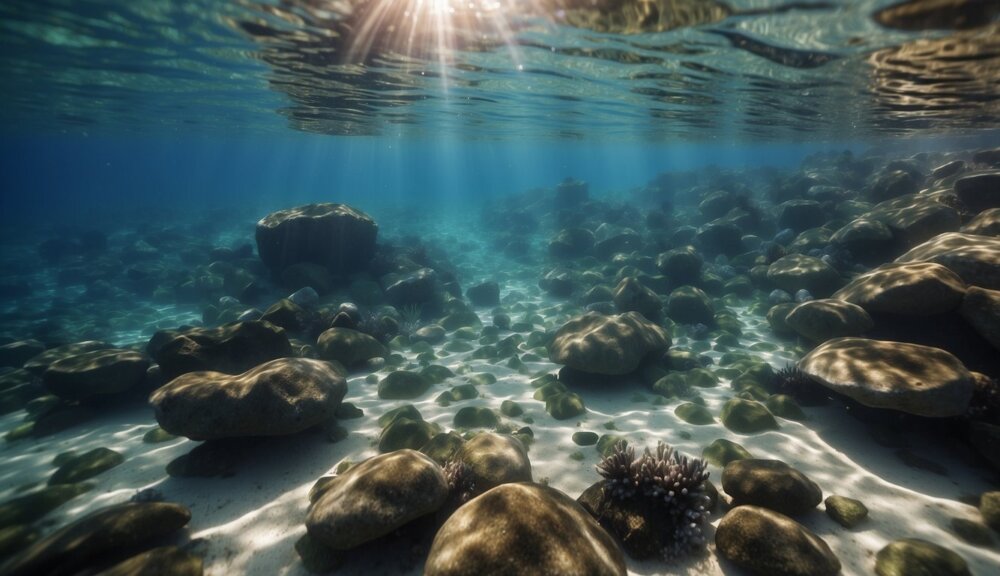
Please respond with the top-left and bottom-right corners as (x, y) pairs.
(767, 254), (842, 298)
(798, 337), (975, 417)
(148, 321), (292, 380)
(150, 357), (346, 440)
(255, 203), (377, 275)
(833, 262), (966, 315)
(785, 299), (873, 342)
(43, 349), (149, 401)
(895, 232), (1000, 289)
(549, 312), (669, 375)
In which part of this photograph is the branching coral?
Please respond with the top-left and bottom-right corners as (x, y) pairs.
(596, 441), (711, 560)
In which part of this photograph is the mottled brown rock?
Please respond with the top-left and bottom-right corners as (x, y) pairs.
(785, 299), (873, 341)
(549, 312), (669, 375)
(256, 203), (377, 274)
(959, 286), (1000, 352)
(895, 232), (1000, 289)
(833, 262), (966, 315)
(716, 505), (840, 576)
(798, 337), (974, 417)
(150, 357), (346, 440)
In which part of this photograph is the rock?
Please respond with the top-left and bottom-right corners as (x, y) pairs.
(546, 392), (586, 420)
(288, 286), (320, 308)
(869, 169), (919, 203)
(778, 200), (826, 233)
(974, 148), (1000, 166)
(0, 484), (90, 529)
(316, 327), (386, 368)
(830, 217), (893, 256)
(798, 338), (975, 417)
(150, 358), (346, 440)
(385, 268), (437, 306)
(378, 371), (431, 400)
(715, 505), (840, 576)
(656, 246), (702, 283)
(833, 262), (966, 315)
(703, 438), (753, 467)
(42, 349), (149, 401)
(961, 207), (1000, 236)
(785, 299), (873, 342)
(549, 228), (594, 259)
(699, 190), (736, 219)
(379, 418), (439, 453)
(721, 398), (779, 434)
(722, 459), (821, 516)
(824, 495), (868, 528)
(594, 229), (642, 258)
(425, 483), (625, 576)
(22, 341), (112, 375)
(149, 321), (292, 380)
(675, 402), (714, 425)
(0, 502), (191, 576)
(895, 232), (1000, 289)
(0, 340), (45, 369)
(255, 203), (377, 275)
(959, 286), (1000, 351)
(260, 299), (308, 332)
(980, 491), (1000, 531)
(612, 277), (661, 321)
(695, 222), (743, 257)
(93, 546), (203, 576)
(767, 303), (798, 335)
(548, 312), (669, 376)
(875, 538), (969, 576)
(0, 526), (38, 561)
(455, 433), (532, 495)
(767, 254), (842, 298)
(573, 431), (599, 446)
(420, 432), (466, 464)
(49, 448), (124, 485)
(453, 407), (498, 428)
(869, 194), (961, 248)
(955, 172), (1000, 213)
(667, 286), (714, 325)
(306, 450), (448, 551)
(411, 324), (446, 345)
(950, 518), (993, 546)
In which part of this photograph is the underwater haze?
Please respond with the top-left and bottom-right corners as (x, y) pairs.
(1, 1), (1000, 576)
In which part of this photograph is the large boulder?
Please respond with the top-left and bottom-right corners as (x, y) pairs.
(767, 254), (842, 297)
(42, 349), (149, 401)
(549, 312), (669, 376)
(255, 203), (377, 275)
(384, 268), (438, 306)
(722, 459), (822, 516)
(0, 340), (45, 369)
(778, 200), (827, 233)
(715, 505), (840, 576)
(0, 502), (191, 576)
(875, 538), (970, 576)
(784, 299), (873, 342)
(148, 321), (292, 380)
(959, 286), (1000, 352)
(316, 327), (386, 368)
(306, 450), (448, 550)
(833, 262), (966, 315)
(23, 341), (113, 376)
(656, 246), (702, 284)
(548, 228), (594, 259)
(868, 194), (961, 248)
(149, 358), (346, 440)
(961, 207), (1000, 236)
(798, 338), (975, 417)
(425, 483), (626, 576)
(454, 433), (532, 496)
(895, 233), (1000, 289)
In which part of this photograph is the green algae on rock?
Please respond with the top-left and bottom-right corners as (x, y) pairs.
(716, 505), (840, 576)
(702, 438), (753, 467)
(874, 538), (970, 576)
(49, 448), (124, 485)
(824, 495), (869, 528)
(721, 398), (779, 433)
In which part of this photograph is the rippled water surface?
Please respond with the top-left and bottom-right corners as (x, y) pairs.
(2, 0), (998, 139)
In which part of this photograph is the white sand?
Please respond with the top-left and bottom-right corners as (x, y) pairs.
(2, 222), (999, 576)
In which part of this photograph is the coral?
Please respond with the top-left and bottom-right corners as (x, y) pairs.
(443, 459), (476, 504)
(595, 441), (711, 560)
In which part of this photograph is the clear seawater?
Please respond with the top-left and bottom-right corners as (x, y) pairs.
(1, 1), (1000, 575)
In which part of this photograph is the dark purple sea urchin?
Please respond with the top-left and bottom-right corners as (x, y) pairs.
(596, 441), (711, 560)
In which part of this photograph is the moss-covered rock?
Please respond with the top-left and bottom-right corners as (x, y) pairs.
(596, 434), (628, 457)
(378, 371), (431, 400)
(702, 439), (753, 467)
(949, 518), (993, 546)
(377, 404), (422, 428)
(0, 525), (39, 561)
(378, 418), (440, 453)
(675, 403), (714, 425)
(875, 539), (970, 576)
(94, 546), (203, 576)
(546, 392), (586, 420)
(716, 505), (840, 576)
(142, 427), (176, 444)
(824, 495), (868, 528)
(420, 365), (455, 384)
(572, 431), (599, 446)
(467, 373), (497, 387)
(721, 398), (779, 434)
(980, 491), (1000, 531)
(49, 448), (124, 486)
(0, 484), (91, 529)
(420, 432), (466, 465)
(436, 384), (478, 406)
(0, 502), (191, 576)
(766, 394), (807, 421)
(500, 400), (523, 417)
(453, 407), (499, 429)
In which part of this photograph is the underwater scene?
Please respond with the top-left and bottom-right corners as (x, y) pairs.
(2, 0), (1000, 575)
